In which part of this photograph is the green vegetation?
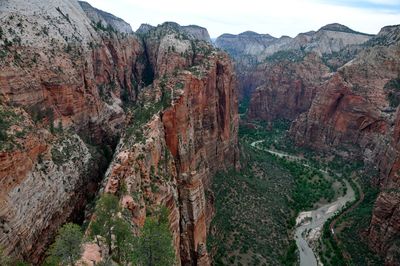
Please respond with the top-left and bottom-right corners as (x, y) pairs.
(266, 50), (306, 63)
(208, 143), (295, 265)
(319, 179), (382, 265)
(45, 223), (83, 266)
(384, 78), (400, 107)
(209, 120), (340, 265)
(90, 193), (131, 262)
(0, 247), (11, 266)
(132, 207), (175, 266)
(51, 135), (81, 166)
(126, 76), (172, 143)
(0, 246), (28, 266)
(238, 96), (250, 115)
(89, 194), (175, 265)
(0, 106), (24, 151)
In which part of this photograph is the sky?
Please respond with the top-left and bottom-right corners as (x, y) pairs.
(84, 0), (400, 38)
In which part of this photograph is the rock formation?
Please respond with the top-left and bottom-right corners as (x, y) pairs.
(0, 1), (238, 265)
(216, 23), (372, 101)
(79, 1), (133, 34)
(219, 21), (400, 264)
(102, 23), (238, 265)
(290, 25), (400, 264)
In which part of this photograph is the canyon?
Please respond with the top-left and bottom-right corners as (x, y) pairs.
(0, 0), (237, 264)
(0, 0), (399, 265)
(217, 23), (400, 265)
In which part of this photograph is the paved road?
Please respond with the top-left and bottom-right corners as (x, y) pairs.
(250, 140), (355, 265)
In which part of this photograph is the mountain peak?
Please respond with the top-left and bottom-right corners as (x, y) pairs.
(78, 1), (133, 34)
(318, 23), (372, 36)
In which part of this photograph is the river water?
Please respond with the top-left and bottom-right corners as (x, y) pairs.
(250, 140), (355, 265)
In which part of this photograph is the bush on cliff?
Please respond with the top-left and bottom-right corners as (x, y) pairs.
(131, 206), (175, 266)
(45, 223), (83, 266)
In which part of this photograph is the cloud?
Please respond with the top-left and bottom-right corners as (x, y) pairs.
(315, 0), (400, 11)
(84, 0), (400, 37)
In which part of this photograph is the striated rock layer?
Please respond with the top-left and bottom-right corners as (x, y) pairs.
(0, 0), (144, 262)
(102, 24), (238, 265)
(216, 23), (372, 102)
(290, 25), (400, 264)
(0, 0), (238, 265)
(247, 53), (331, 121)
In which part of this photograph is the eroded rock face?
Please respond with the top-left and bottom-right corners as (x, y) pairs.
(216, 23), (372, 101)
(79, 1), (133, 34)
(290, 25), (400, 263)
(103, 25), (238, 264)
(0, 0), (146, 263)
(247, 53), (331, 121)
(0, 1), (238, 264)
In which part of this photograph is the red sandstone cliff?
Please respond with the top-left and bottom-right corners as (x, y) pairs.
(102, 24), (238, 265)
(247, 53), (331, 121)
(290, 25), (400, 264)
(0, 1), (238, 265)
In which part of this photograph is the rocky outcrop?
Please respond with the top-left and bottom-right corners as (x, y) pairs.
(0, 106), (106, 263)
(136, 23), (155, 34)
(182, 25), (212, 43)
(0, 1), (238, 265)
(290, 25), (400, 264)
(0, 0), (147, 262)
(247, 53), (331, 121)
(79, 1), (133, 34)
(216, 23), (372, 65)
(216, 23), (373, 101)
(137, 22), (212, 43)
(102, 24), (238, 265)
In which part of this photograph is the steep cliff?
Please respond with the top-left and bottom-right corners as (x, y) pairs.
(247, 53), (331, 121)
(79, 1), (133, 34)
(290, 25), (400, 264)
(0, 1), (238, 264)
(101, 23), (238, 265)
(0, 0), (147, 262)
(216, 23), (372, 104)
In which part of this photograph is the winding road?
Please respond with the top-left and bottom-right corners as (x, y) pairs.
(250, 140), (356, 265)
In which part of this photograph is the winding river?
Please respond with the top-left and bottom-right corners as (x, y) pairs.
(250, 140), (355, 265)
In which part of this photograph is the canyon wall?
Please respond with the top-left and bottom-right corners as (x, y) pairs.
(216, 23), (372, 101)
(291, 25), (400, 264)
(0, 1), (238, 264)
(218, 22), (400, 264)
(102, 23), (238, 265)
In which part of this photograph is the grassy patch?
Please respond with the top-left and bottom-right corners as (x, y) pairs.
(208, 141), (295, 265)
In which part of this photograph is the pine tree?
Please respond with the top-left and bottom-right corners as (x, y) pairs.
(89, 193), (119, 255)
(132, 207), (175, 266)
(114, 216), (134, 263)
(46, 223), (83, 266)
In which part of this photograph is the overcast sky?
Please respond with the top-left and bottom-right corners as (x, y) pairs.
(84, 0), (400, 38)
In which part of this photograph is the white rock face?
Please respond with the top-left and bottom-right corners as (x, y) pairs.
(79, 1), (133, 34)
(216, 23), (373, 64)
(0, 133), (94, 260)
(182, 25), (211, 43)
(0, 0), (99, 48)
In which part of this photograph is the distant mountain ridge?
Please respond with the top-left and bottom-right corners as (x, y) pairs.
(215, 23), (373, 64)
(137, 22), (212, 43)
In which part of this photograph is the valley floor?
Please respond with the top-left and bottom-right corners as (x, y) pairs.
(208, 120), (384, 265)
